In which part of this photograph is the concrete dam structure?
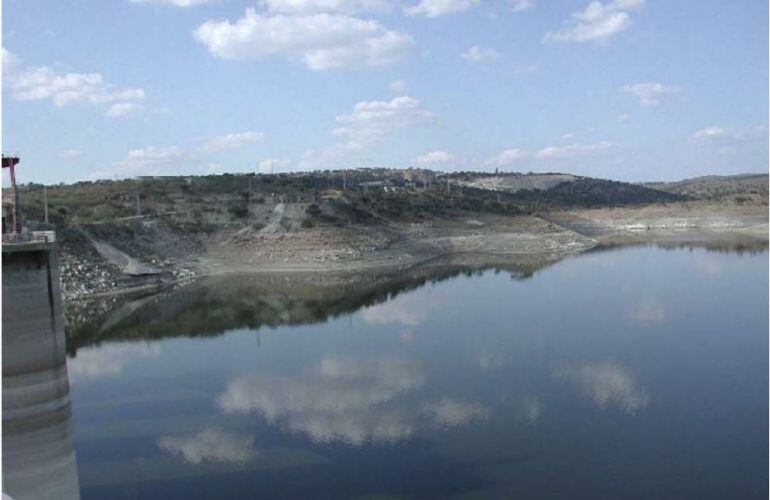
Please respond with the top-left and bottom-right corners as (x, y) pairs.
(2, 232), (80, 499)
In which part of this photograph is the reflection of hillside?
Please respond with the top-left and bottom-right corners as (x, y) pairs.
(588, 238), (768, 256)
(66, 256), (554, 353)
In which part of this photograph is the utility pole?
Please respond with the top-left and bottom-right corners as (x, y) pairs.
(43, 185), (49, 225)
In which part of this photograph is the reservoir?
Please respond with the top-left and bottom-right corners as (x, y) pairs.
(58, 243), (769, 498)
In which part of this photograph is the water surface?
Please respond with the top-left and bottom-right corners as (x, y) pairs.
(66, 244), (768, 499)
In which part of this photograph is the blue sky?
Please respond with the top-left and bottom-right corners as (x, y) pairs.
(2, 0), (768, 184)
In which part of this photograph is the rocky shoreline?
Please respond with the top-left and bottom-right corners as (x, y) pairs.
(57, 202), (768, 302)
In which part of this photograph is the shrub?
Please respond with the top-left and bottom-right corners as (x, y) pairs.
(227, 203), (249, 218)
(306, 203), (321, 217)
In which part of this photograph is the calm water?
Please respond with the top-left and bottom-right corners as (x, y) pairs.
(64, 244), (768, 499)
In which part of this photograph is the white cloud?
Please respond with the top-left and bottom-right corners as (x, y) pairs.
(512, 64), (538, 75)
(258, 158), (290, 173)
(413, 150), (456, 167)
(333, 95), (437, 150)
(59, 149), (82, 159)
(618, 112), (631, 123)
(91, 145), (187, 179)
(423, 399), (488, 428)
(194, 9), (414, 70)
(389, 79), (407, 94)
(105, 102), (143, 117)
(296, 93), (438, 170)
(127, 145), (184, 161)
(2, 47), (20, 75)
(259, 0), (390, 14)
(5, 64), (145, 114)
(200, 131), (266, 153)
(129, 0), (213, 6)
(159, 429), (256, 464)
(555, 362), (650, 415)
(620, 82), (680, 106)
(485, 148), (529, 167)
(297, 147), (348, 169)
(688, 124), (768, 160)
(692, 124), (767, 144)
(544, 0), (645, 43)
(404, 0), (479, 17)
(462, 45), (500, 63)
(535, 141), (613, 159)
(511, 0), (534, 12)
(693, 126), (726, 139)
(485, 142), (614, 167)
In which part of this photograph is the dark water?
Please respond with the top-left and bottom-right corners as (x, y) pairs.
(64, 244), (768, 499)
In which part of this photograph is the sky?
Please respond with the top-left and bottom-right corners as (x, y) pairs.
(1, 0), (768, 184)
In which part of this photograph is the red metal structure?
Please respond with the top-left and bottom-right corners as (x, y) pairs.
(2, 155), (22, 234)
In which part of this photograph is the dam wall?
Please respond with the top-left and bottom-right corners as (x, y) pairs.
(2, 232), (80, 499)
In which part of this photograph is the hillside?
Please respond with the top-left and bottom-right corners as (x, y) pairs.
(5, 169), (765, 302)
(14, 169), (682, 231)
(645, 173), (768, 201)
(458, 173), (579, 192)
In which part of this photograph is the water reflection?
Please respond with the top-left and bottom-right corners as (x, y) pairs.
(158, 429), (256, 465)
(64, 259), (553, 353)
(64, 239), (770, 357)
(2, 412), (80, 499)
(517, 396), (542, 424)
(423, 399), (489, 429)
(630, 298), (666, 326)
(68, 342), (161, 381)
(218, 358), (425, 445)
(59, 241), (767, 499)
(555, 362), (650, 415)
(362, 289), (447, 327)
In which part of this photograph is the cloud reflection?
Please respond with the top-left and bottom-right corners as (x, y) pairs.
(158, 428), (255, 464)
(361, 290), (446, 327)
(516, 396), (542, 424)
(631, 299), (666, 326)
(555, 362), (650, 415)
(423, 399), (489, 428)
(67, 342), (161, 381)
(218, 358), (424, 445)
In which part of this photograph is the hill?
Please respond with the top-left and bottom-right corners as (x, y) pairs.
(13, 169), (682, 230)
(645, 173), (768, 201)
(6, 168), (765, 303)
